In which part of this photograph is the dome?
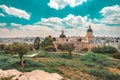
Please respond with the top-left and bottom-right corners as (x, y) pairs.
(87, 24), (93, 32)
(59, 29), (66, 38)
(87, 29), (93, 32)
(59, 34), (66, 38)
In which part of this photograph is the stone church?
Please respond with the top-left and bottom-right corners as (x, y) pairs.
(54, 24), (97, 52)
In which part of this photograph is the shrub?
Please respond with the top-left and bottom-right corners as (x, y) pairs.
(58, 43), (75, 58)
(81, 48), (88, 51)
(0, 44), (6, 50)
(92, 46), (118, 54)
(0, 55), (17, 69)
(4, 44), (14, 55)
(40, 35), (55, 52)
(82, 68), (120, 80)
(113, 52), (120, 59)
(44, 45), (56, 52)
(81, 52), (116, 67)
(4, 43), (30, 67)
(57, 44), (64, 51)
(25, 59), (45, 67)
(34, 37), (40, 50)
(28, 44), (34, 51)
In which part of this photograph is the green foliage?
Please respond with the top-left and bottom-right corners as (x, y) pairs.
(3, 43), (30, 67)
(25, 59), (45, 67)
(28, 44), (34, 51)
(0, 54), (17, 69)
(0, 50), (120, 80)
(4, 44), (14, 55)
(113, 52), (120, 59)
(58, 43), (75, 58)
(57, 44), (64, 51)
(35, 51), (78, 59)
(92, 46), (118, 54)
(44, 45), (56, 52)
(4, 43), (30, 55)
(41, 35), (56, 52)
(13, 43), (29, 55)
(81, 52), (116, 67)
(0, 44), (6, 50)
(81, 48), (88, 51)
(34, 37), (40, 50)
(82, 68), (120, 80)
(58, 43), (75, 52)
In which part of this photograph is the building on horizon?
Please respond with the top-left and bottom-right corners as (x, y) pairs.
(54, 24), (120, 52)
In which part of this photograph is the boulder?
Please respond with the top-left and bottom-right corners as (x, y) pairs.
(12, 70), (63, 80)
(0, 69), (63, 80)
(0, 69), (22, 79)
(0, 69), (4, 78)
(4, 69), (22, 77)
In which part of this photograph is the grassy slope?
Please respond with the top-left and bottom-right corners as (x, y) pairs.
(0, 51), (120, 80)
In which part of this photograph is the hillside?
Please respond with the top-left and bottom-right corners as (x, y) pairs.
(0, 51), (120, 80)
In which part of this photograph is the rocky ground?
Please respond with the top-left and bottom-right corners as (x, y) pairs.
(0, 69), (63, 80)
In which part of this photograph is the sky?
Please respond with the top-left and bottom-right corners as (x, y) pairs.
(0, 0), (120, 38)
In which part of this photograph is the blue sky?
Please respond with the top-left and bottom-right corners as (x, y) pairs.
(0, 0), (120, 38)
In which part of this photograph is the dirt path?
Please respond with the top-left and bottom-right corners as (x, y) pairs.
(25, 51), (40, 58)
(12, 51), (40, 58)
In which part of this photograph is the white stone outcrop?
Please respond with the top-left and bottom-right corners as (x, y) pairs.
(0, 69), (22, 78)
(0, 69), (63, 80)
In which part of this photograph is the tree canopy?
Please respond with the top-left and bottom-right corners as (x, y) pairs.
(34, 37), (40, 50)
(41, 35), (56, 52)
(4, 43), (30, 67)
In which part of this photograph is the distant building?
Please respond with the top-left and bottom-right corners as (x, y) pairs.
(54, 24), (120, 52)
(54, 24), (96, 51)
(85, 24), (94, 43)
(58, 29), (67, 43)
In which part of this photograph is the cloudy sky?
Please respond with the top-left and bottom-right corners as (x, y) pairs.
(0, 0), (120, 38)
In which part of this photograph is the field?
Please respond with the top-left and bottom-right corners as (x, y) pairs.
(0, 50), (120, 80)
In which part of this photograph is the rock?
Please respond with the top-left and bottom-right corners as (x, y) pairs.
(0, 69), (63, 80)
(0, 69), (4, 78)
(51, 73), (63, 80)
(4, 69), (22, 77)
(0, 69), (22, 79)
(12, 70), (63, 80)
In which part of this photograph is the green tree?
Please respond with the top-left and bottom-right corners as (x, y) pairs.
(57, 44), (64, 51)
(34, 37), (40, 50)
(13, 43), (29, 67)
(0, 44), (6, 50)
(28, 44), (34, 51)
(5, 43), (29, 67)
(60, 43), (75, 58)
(41, 35), (56, 52)
(92, 46), (118, 54)
(4, 44), (14, 55)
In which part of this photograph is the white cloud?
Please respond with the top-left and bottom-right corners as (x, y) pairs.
(35, 14), (120, 37)
(0, 13), (5, 17)
(36, 14), (88, 28)
(91, 23), (120, 37)
(99, 5), (120, 24)
(0, 13), (120, 38)
(41, 17), (62, 25)
(0, 24), (59, 38)
(0, 23), (6, 26)
(63, 14), (88, 27)
(10, 23), (22, 27)
(1, 22), (119, 38)
(27, 14), (120, 37)
(100, 5), (120, 17)
(0, 5), (30, 20)
(48, 0), (87, 10)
